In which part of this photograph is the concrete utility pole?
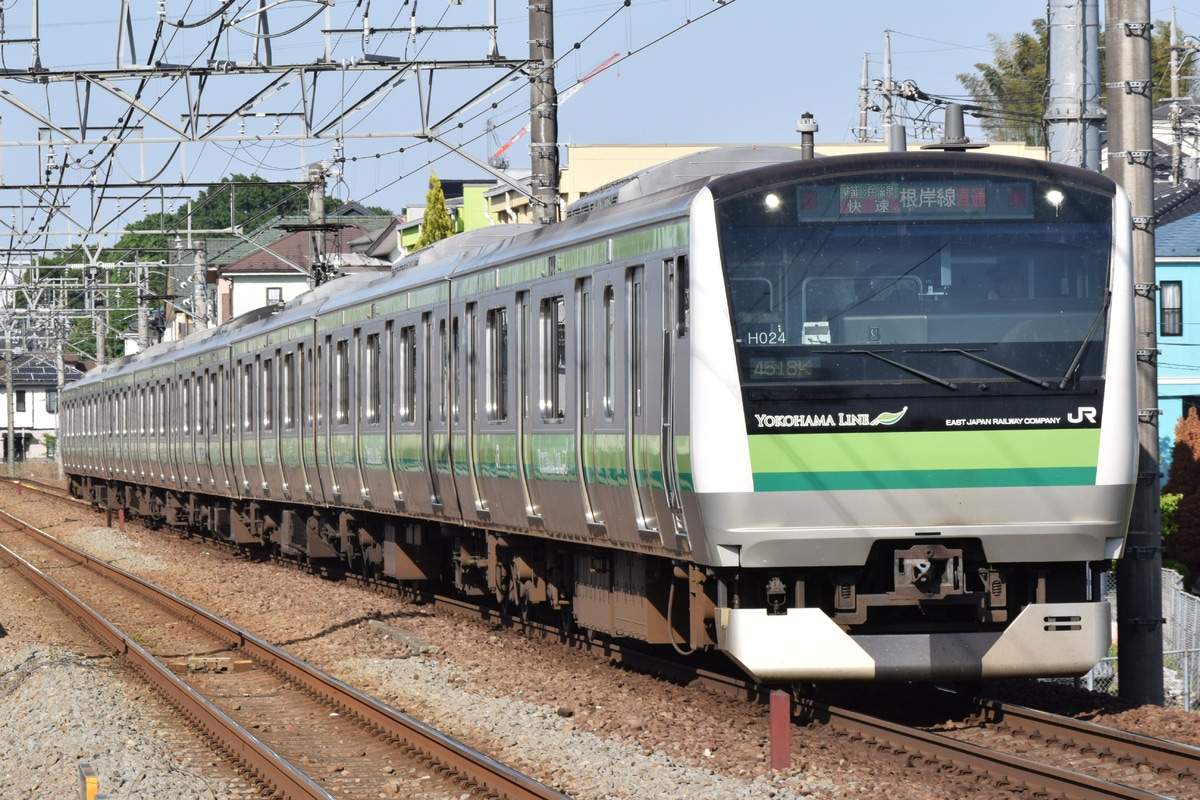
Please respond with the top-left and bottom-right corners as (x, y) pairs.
(1106, 0), (1164, 707)
(529, 1), (559, 225)
(1045, 0), (1105, 168)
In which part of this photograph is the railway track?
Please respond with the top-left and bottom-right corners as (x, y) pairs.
(0, 506), (571, 800)
(794, 691), (1200, 800)
(15, 478), (1200, 799)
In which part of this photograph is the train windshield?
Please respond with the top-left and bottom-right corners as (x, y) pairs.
(715, 169), (1113, 392)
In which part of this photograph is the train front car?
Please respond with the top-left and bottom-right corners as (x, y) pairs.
(687, 152), (1136, 683)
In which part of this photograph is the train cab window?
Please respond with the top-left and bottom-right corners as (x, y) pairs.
(262, 358), (274, 432)
(364, 333), (381, 424)
(540, 296), (566, 420)
(335, 339), (350, 425)
(398, 326), (416, 424)
(603, 285), (616, 420)
(283, 352), (296, 430)
(486, 308), (508, 422)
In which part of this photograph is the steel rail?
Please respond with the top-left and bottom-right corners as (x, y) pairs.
(805, 700), (1176, 800)
(978, 699), (1200, 782)
(0, 509), (572, 800)
(0, 540), (335, 800)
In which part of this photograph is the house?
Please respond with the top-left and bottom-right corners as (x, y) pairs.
(1154, 181), (1200, 458)
(0, 352), (86, 461)
(204, 209), (393, 326)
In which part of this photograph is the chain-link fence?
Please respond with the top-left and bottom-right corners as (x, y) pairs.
(1066, 569), (1200, 711)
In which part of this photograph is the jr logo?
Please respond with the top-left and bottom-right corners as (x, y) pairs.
(1067, 406), (1098, 424)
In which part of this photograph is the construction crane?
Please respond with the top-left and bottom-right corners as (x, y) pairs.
(489, 52), (620, 169)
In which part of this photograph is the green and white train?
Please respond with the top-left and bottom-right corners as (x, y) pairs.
(62, 146), (1136, 683)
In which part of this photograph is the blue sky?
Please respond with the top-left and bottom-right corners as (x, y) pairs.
(6, 0), (1198, 233)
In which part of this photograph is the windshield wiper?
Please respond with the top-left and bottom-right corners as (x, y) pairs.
(828, 349), (958, 390)
(920, 348), (1050, 389)
(1058, 298), (1109, 389)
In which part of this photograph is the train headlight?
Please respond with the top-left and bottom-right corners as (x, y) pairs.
(763, 192), (782, 211)
(1045, 188), (1066, 214)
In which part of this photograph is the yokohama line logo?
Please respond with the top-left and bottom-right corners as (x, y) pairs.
(754, 407), (908, 429)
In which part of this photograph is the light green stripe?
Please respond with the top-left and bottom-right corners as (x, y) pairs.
(611, 221), (688, 260)
(498, 257), (548, 287)
(558, 242), (608, 272)
(749, 429), (1101, 473)
(749, 429), (1101, 491)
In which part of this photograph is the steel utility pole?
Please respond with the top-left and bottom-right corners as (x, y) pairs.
(1106, 0), (1164, 707)
(1045, 0), (1104, 168)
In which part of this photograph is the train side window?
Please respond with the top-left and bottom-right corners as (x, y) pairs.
(630, 275), (643, 418)
(195, 376), (205, 435)
(540, 296), (566, 421)
(160, 384), (168, 435)
(486, 307), (508, 422)
(398, 325), (416, 424)
(283, 352), (296, 430)
(578, 283), (591, 417)
(603, 285), (615, 420)
(335, 338), (350, 425)
(262, 357), (274, 432)
(182, 378), (191, 434)
(209, 372), (219, 434)
(364, 332), (381, 424)
(452, 316), (462, 424)
(242, 363), (255, 432)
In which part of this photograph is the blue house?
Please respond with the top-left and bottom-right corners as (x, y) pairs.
(1155, 182), (1200, 468)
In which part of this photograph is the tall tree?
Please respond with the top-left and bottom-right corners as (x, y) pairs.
(957, 19), (1050, 145)
(416, 171), (454, 250)
(958, 18), (1192, 145)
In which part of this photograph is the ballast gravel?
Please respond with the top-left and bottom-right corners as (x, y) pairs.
(3, 481), (1198, 800)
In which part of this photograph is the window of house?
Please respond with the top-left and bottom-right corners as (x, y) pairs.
(45, 390), (58, 414)
(267, 286), (283, 305)
(16, 390), (26, 413)
(1162, 280), (1183, 337)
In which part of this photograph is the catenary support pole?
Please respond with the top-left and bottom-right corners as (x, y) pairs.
(1106, 0), (1164, 707)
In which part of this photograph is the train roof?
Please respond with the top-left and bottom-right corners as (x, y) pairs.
(67, 146), (826, 388)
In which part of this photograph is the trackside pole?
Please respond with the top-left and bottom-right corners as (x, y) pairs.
(770, 689), (791, 770)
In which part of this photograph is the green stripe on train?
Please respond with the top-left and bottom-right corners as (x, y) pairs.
(749, 428), (1101, 491)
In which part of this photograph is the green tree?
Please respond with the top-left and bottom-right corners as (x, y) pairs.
(958, 18), (1192, 145)
(415, 171), (454, 250)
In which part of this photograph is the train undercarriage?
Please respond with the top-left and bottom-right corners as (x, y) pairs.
(70, 475), (1109, 682)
